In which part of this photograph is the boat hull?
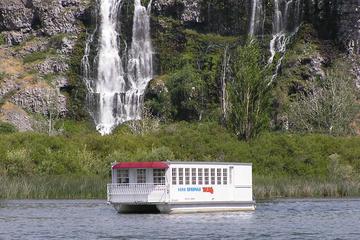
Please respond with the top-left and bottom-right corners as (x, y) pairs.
(112, 201), (256, 214)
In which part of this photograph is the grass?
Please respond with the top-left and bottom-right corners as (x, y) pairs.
(254, 176), (360, 200)
(0, 175), (108, 199)
(1, 175), (359, 200)
(23, 50), (55, 64)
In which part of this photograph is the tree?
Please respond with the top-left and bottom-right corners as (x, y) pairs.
(227, 40), (271, 140)
(167, 65), (205, 121)
(288, 70), (358, 135)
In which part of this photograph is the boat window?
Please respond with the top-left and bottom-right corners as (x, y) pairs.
(178, 168), (184, 185)
(172, 168), (177, 185)
(198, 168), (203, 185)
(137, 169), (146, 183)
(217, 168), (222, 185)
(185, 168), (190, 185)
(223, 168), (228, 185)
(153, 169), (165, 185)
(204, 168), (209, 185)
(117, 169), (129, 184)
(211, 168), (215, 184)
(191, 168), (196, 185)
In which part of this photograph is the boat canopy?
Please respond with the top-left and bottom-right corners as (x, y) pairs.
(112, 162), (169, 169)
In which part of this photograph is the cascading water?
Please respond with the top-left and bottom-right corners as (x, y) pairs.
(249, 0), (264, 36)
(126, 0), (153, 122)
(96, 0), (125, 135)
(268, 0), (302, 84)
(82, 0), (153, 135)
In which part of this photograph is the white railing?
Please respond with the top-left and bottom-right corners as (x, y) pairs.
(107, 183), (168, 203)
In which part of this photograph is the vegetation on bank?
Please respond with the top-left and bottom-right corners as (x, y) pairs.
(0, 121), (359, 199)
(1, 175), (359, 200)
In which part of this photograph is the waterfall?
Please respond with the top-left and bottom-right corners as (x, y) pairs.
(249, 0), (264, 36)
(268, 0), (301, 84)
(126, 0), (153, 121)
(96, 0), (125, 135)
(82, 0), (153, 135)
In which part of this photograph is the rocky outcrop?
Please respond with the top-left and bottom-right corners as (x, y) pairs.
(0, 102), (33, 132)
(10, 85), (67, 116)
(0, 0), (33, 32)
(153, 0), (202, 23)
(31, 0), (84, 36)
(0, 0), (90, 45)
(152, 0), (247, 35)
(35, 58), (69, 75)
(338, 0), (360, 55)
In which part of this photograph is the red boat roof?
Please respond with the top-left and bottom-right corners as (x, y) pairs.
(112, 162), (169, 169)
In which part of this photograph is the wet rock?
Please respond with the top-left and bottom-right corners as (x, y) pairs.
(338, 0), (360, 55)
(180, 0), (202, 23)
(153, 0), (202, 23)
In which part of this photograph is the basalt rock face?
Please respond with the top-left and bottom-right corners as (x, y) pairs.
(0, 0), (359, 132)
(337, 0), (360, 88)
(153, 0), (249, 35)
(337, 0), (360, 55)
(304, 0), (360, 54)
(0, 0), (91, 131)
(0, 0), (89, 45)
(0, 0), (33, 32)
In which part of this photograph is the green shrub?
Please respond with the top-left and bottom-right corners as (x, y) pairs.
(0, 33), (5, 45)
(0, 122), (17, 133)
(0, 122), (359, 186)
(167, 65), (205, 121)
(23, 51), (50, 64)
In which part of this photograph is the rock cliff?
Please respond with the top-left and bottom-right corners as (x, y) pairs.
(0, 0), (358, 133)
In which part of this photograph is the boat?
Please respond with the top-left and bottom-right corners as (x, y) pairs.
(107, 161), (256, 213)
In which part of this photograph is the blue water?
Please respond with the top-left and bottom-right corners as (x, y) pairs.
(0, 199), (359, 239)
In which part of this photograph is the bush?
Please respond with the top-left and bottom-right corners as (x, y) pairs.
(0, 122), (17, 133)
(167, 65), (205, 121)
(23, 51), (49, 64)
(0, 33), (5, 45)
(0, 122), (359, 181)
(288, 70), (358, 135)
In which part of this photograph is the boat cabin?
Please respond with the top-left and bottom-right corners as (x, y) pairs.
(107, 161), (255, 213)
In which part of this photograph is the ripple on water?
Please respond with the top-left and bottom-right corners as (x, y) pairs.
(0, 199), (360, 240)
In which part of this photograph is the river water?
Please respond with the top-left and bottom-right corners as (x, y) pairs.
(0, 199), (359, 239)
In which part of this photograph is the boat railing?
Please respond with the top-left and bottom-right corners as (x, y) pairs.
(107, 183), (167, 203)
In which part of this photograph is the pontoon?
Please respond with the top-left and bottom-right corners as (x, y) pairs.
(107, 161), (255, 213)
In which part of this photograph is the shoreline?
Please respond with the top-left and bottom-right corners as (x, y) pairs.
(1, 175), (359, 200)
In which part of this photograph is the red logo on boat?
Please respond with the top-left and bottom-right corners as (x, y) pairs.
(202, 187), (214, 194)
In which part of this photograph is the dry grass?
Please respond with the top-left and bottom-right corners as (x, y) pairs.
(0, 56), (24, 75)
(0, 176), (108, 199)
(1, 175), (359, 200)
(254, 176), (360, 200)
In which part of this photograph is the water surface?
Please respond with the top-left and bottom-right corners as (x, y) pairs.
(0, 199), (359, 239)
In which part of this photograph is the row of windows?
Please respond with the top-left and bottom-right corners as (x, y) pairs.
(172, 168), (228, 185)
(116, 169), (165, 184)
